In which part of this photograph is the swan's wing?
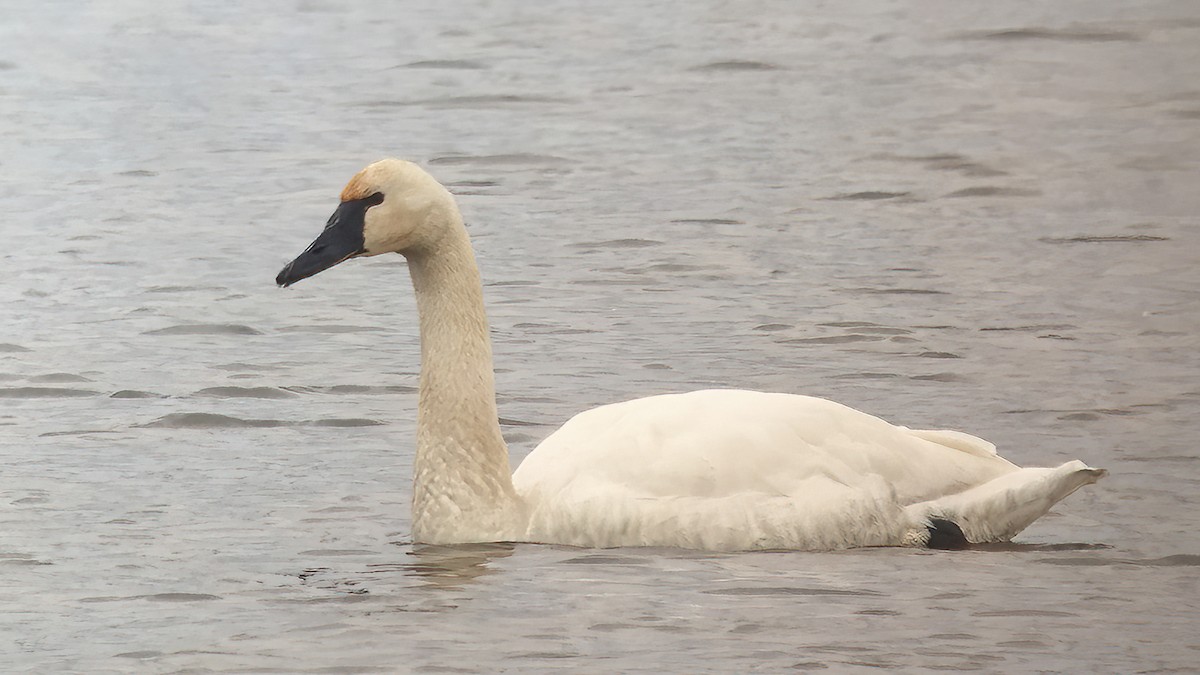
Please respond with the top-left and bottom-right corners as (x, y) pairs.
(514, 390), (1015, 501)
(903, 428), (1001, 459)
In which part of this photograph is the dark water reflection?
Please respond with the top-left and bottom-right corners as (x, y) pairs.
(402, 543), (517, 588)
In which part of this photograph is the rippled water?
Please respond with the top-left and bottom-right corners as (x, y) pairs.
(3, 0), (1199, 672)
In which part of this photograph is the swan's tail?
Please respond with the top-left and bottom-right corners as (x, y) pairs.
(903, 460), (1107, 546)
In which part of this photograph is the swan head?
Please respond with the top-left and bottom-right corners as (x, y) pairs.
(276, 159), (456, 287)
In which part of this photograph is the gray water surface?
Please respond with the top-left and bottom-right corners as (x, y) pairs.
(2, 0), (1199, 672)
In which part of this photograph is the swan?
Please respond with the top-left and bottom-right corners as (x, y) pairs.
(275, 159), (1106, 551)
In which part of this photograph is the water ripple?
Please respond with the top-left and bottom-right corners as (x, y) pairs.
(428, 153), (574, 166)
(827, 191), (911, 201)
(195, 386), (298, 399)
(1040, 235), (1169, 244)
(781, 335), (885, 345)
(690, 60), (783, 71)
(571, 238), (664, 249)
(944, 186), (1040, 198)
(964, 27), (1140, 42)
(143, 324), (263, 336)
(398, 59), (488, 70)
(141, 413), (289, 428)
(705, 586), (881, 597)
(0, 387), (99, 398)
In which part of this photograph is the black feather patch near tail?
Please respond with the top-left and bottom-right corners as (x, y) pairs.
(926, 518), (969, 550)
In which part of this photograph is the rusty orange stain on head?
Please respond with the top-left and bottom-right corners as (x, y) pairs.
(340, 169), (374, 202)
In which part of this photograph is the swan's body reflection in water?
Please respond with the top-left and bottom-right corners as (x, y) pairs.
(296, 543), (515, 599)
(402, 543), (515, 588)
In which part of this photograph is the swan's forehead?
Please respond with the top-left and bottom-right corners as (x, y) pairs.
(340, 168), (377, 202)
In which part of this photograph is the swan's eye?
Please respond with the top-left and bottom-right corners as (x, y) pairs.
(365, 192), (384, 207)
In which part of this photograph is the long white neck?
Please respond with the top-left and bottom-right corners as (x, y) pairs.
(404, 211), (523, 544)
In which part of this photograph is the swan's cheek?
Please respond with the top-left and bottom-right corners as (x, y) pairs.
(363, 214), (409, 254)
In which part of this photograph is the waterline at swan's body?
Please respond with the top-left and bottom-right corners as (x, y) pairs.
(275, 158), (1106, 552)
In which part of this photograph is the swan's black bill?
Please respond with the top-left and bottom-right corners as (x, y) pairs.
(276, 194), (381, 287)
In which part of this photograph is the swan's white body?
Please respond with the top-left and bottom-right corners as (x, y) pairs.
(515, 390), (1102, 550)
(278, 159), (1106, 551)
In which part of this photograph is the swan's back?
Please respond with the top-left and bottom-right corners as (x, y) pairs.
(513, 389), (1020, 550)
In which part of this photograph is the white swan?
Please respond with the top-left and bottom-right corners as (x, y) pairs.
(276, 159), (1106, 551)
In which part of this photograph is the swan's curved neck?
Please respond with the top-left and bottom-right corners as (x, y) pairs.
(405, 215), (522, 543)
